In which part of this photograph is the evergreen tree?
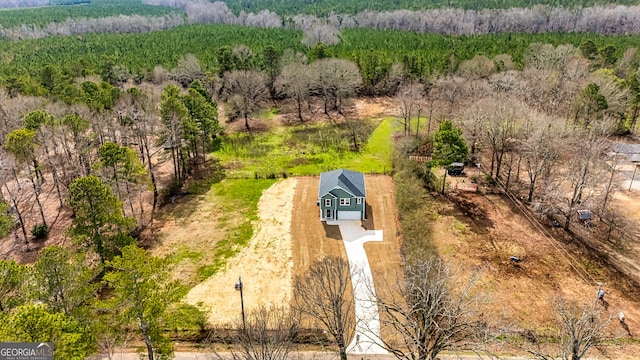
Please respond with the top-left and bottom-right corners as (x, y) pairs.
(67, 176), (135, 264)
(430, 120), (468, 193)
(103, 245), (184, 360)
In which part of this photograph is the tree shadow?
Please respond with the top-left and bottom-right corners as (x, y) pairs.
(322, 222), (342, 240)
(444, 193), (494, 234)
(186, 158), (226, 196)
(621, 320), (632, 336)
(151, 158), (226, 227)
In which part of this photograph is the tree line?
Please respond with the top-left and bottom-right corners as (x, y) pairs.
(0, 0), (50, 9)
(0, 0), (175, 28)
(3, 23), (640, 97)
(5, 0), (640, 42)
(214, 0), (639, 16)
(148, 0), (640, 36)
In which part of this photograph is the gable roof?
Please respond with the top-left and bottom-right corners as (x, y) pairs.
(318, 169), (366, 198)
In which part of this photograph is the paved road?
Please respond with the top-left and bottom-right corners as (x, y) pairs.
(97, 351), (535, 360)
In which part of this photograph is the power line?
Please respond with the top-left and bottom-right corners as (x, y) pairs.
(493, 178), (598, 288)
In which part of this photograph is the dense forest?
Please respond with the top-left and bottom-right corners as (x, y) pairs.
(217, 0), (640, 15)
(0, 0), (178, 28)
(0, 23), (637, 97)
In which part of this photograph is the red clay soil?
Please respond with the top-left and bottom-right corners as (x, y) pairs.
(290, 175), (402, 288)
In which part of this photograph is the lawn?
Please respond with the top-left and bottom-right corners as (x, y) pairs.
(214, 117), (396, 178)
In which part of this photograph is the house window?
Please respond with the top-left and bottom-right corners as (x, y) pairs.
(356, 198), (362, 204)
(325, 199), (332, 207)
(340, 198), (351, 206)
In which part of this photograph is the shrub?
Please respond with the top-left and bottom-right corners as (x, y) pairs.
(160, 178), (183, 205)
(31, 223), (49, 239)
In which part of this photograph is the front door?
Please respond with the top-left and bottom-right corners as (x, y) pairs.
(325, 209), (333, 219)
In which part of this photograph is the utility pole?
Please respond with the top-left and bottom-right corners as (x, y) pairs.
(235, 275), (246, 331)
(630, 163), (638, 191)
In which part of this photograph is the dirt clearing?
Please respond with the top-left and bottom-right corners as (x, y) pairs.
(291, 175), (402, 290)
(437, 190), (640, 356)
(184, 178), (297, 325)
(290, 175), (403, 345)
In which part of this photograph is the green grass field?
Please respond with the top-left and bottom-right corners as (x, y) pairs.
(214, 118), (396, 178)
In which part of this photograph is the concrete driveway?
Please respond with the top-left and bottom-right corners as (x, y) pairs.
(328, 219), (387, 354)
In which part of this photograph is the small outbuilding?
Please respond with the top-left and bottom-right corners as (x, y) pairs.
(577, 209), (592, 221)
(318, 169), (366, 221)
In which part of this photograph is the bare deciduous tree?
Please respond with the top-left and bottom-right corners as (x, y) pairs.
(312, 59), (362, 116)
(229, 305), (298, 360)
(522, 121), (563, 203)
(301, 24), (340, 48)
(526, 298), (610, 360)
(276, 63), (315, 122)
(461, 101), (486, 163)
(225, 70), (268, 132)
(479, 96), (523, 179)
(171, 53), (204, 88)
(457, 55), (496, 80)
(395, 83), (424, 136)
(344, 118), (373, 152)
(233, 44), (254, 70)
(373, 256), (482, 360)
(293, 256), (354, 360)
(556, 133), (607, 230)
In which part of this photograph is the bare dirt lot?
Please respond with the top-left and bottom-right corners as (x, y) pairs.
(290, 175), (403, 344)
(183, 178), (296, 325)
(291, 175), (402, 299)
(438, 187), (640, 357)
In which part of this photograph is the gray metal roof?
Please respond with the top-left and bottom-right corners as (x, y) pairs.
(631, 154), (640, 163)
(613, 143), (640, 154)
(318, 169), (366, 198)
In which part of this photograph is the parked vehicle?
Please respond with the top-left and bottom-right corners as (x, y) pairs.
(447, 162), (465, 176)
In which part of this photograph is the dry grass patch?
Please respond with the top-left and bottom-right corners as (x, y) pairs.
(184, 178), (297, 325)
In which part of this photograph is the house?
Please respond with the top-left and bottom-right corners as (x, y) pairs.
(318, 169), (366, 221)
